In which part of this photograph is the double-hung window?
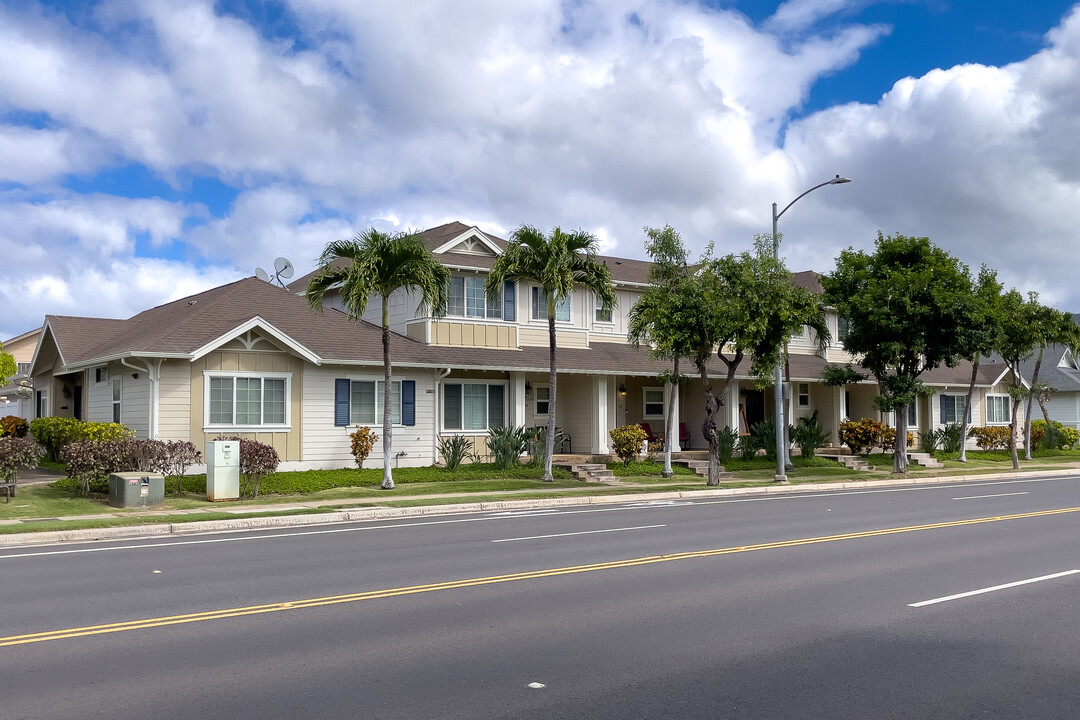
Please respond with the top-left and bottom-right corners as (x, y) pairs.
(112, 378), (122, 423)
(534, 385), (550, 416)
(447, 277), (502, 319)
(532, 287), (570, 322)
(986, 394), (1010, 425)
(443, 382), (505, 431)
(798, 383), (811, 407)
(334, 378), (415, 427)
(595, 294), (612, 323)
(206, 374), (290, 428)
(643, 387), (665, 418)
(939, 394), (969, 424)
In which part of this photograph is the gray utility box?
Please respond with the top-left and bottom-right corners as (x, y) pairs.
(108, 472), (165, 509)
(206, 440), (240, 502)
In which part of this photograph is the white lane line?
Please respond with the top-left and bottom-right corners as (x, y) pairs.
(908, 569), (1080, 607)
(491, 524), (665, 543)
(952, 492), (1030, 501)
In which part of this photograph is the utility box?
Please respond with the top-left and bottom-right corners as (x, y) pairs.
(108, 472), (165, 509)
(206, 440), (240, 501)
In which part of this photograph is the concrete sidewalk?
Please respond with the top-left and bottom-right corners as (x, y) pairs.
(3, 466), (1078, 548)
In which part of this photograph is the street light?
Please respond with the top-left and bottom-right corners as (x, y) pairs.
(771, 174), (851, 483)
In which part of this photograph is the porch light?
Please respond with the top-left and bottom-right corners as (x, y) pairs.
(771, 174), (851, 484)
(618, 384), (627, 396)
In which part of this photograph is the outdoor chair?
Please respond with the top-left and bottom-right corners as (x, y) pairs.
(640, 423), (664, 450)
(679, 422), (691, 450)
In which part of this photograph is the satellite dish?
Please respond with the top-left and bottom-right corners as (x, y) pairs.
(275, 257), (295, 279)
(255, 267), (271, 282)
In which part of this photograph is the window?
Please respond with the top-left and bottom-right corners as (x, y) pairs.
(349, 380), (401, 425)
(16, 361), (30, 375)
(939, 394), (969, 424)
(531, 287), (570, 322)
(798, 383), (810, 407)
(535, 385), (550, 416)
(837, 317), (849, 341)
(595, 294), (612, 323)
(112, 378), (122, 423)
(643, 387), (665, 418)
(447, 277), (501, 319)
(443, 383), (506, 431)
(986, 394), (1010, 425)
(95, 366), (109, 383)
(891, 400), (916, 427)
(206, 374), (290, 428)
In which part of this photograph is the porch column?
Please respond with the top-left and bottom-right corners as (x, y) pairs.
(510, 372), (526, 428)
(666, 382), (681, 452)
(727, 381), (740, 433)
(594, 375), (609, 454)
(831, 385), (845, 445)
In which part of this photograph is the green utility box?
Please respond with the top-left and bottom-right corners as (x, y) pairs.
(108, 472), (165, 509)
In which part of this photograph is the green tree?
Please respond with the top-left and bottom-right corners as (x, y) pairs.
(1021, 304), (1080, 460)
(628, 225), (699, 478)
(822, 233), (980, 474)
(0, 342), (15, 387)
(686, 237), (828, 485)
(307, 229), (450, 489)
(957, 266), (1004, 463)
(485, 226), (615, 481)
(995, 290), (1042, 470)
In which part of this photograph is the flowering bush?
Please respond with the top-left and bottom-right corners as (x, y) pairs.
(968, 425), (1012, 450)
(213, 436), (280, 498)
(349, 426), (379, 468)
(0, 415), (29, 438)
(609, 424), (648, 467)
(0, 437), (43, 486)
(839, 418), (883, 455)
(878, 425), (914, 450)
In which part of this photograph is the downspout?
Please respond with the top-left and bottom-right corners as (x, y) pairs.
(121, 357), (161, 439)
(433, 368), (451, 463)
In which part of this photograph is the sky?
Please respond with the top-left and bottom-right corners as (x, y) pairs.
(3, 0), (1080, 340)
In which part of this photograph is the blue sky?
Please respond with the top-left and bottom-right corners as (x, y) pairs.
(3, 0), (1080, 339)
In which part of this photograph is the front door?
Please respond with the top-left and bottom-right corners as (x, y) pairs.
(744, 390), (765, 433)
(74, 385), (83, 421)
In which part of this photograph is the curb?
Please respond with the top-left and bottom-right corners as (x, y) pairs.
(2, 467), (1077, 548)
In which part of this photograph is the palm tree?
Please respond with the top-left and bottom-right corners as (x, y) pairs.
(307, 229), (449, 489)
(486, 226), (615, 481)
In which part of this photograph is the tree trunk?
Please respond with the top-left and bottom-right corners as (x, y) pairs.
(893, 403), (909, 474)
(381, 299), (394, 490)
(958, 354), (980, 462)
(662, 358), (678, 478)
(1024, 347), (1043, 460)
(1009, 377), (1021, 470)
(696, 359), (720, 486)
(543, 313), (557, 482)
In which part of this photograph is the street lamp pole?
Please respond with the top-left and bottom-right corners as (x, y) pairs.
(771, 174), (851, 483)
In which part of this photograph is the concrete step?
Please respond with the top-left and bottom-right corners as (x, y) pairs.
(906, 452), (944, 469)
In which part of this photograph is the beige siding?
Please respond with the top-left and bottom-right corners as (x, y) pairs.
(157, 360), (191, 441)
(406, 322), (426, 341)
(518, 327), (589, 349)
(190, 351), (303, 462)
(302, 365), (437, 468)
(430, 321), (517, 348)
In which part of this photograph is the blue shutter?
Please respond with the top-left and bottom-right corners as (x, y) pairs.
(334, 379), (350, 427)
(402, 380), (416, 426)
(939, 394), (947, 424)
(503, 281), (515, 322)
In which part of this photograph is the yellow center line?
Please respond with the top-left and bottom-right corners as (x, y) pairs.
(5, 504), (1079, 647)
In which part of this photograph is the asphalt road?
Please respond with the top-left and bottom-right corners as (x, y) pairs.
(4, 474), (1080, 719)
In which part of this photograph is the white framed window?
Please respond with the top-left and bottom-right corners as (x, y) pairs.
(939, 394), (969, 425)
(349, 380), (402, 425)
(204, 372), (291, 430)
(447, 276), (501, 319)
(531, 287), (571, 322)
(986, 394), (1010, 425)
(798, 383), (810, 407)
(535, 384), (550, 416)
(95, 366), (109, 383)
(643, 387), (665, 418)
(443, 382), (506, 431)
(837, 317), (849, 341)
(112, 377), (122, 423)
(595, 294), (612, 323)
(889, 401), (916, 427)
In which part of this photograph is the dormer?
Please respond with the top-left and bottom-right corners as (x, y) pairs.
(432, 226), (503, 257)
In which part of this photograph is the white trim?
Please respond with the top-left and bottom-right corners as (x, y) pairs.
(534, 383), (551, 417)
(28, 320), (64, 378)
(203, 371), (293, 431)
(432, 227), (503, 256)
(190, 316), (321, 365)
(343, 378), (404, 428)
(985, 393), (1011, 425)
(441, 379), (509, 432)
(643, 386), (665, 419)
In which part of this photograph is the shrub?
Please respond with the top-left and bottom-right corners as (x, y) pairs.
(1061, 426), (1080, 449)
(839, 418), (883, 455)
(716, 427), (738, 464)
(150, 440), (201, 495)
(61, 439), (113, 496)
(487, 425), (530, 470)
(438, 435), (471, 471)
(212, 436), (280, 498)
(609, 424), (648, 467)
(348, 426), (379, 469)
(526, 426), (568, 468)
(0, 436), (43, 484)
(29, 416), (82, 461)
(939, 423), (965, 454)
(919, 427), (943, 454)
(1030, 420), (1046, 448)
(1030, 419), (1078, 450)
(968, 426), (1012, 450)
(791, 412), (829, 459)
(737, 432), (762, 461)
(879, 425), (914, 451)
(0, 415), (29, 438)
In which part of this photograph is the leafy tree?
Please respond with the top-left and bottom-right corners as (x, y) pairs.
(307, 229), (450, 489)
(485, 226), (615, 481)
(683, 237), (827, 485)
(0, 343), (15, 387)
(1020, 304), (1080, 460)
(822, 233), (980, 474)
(956, 266), (1004, 463)
(628, 225), (697, 478)
(995, 290), (1042, 470)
